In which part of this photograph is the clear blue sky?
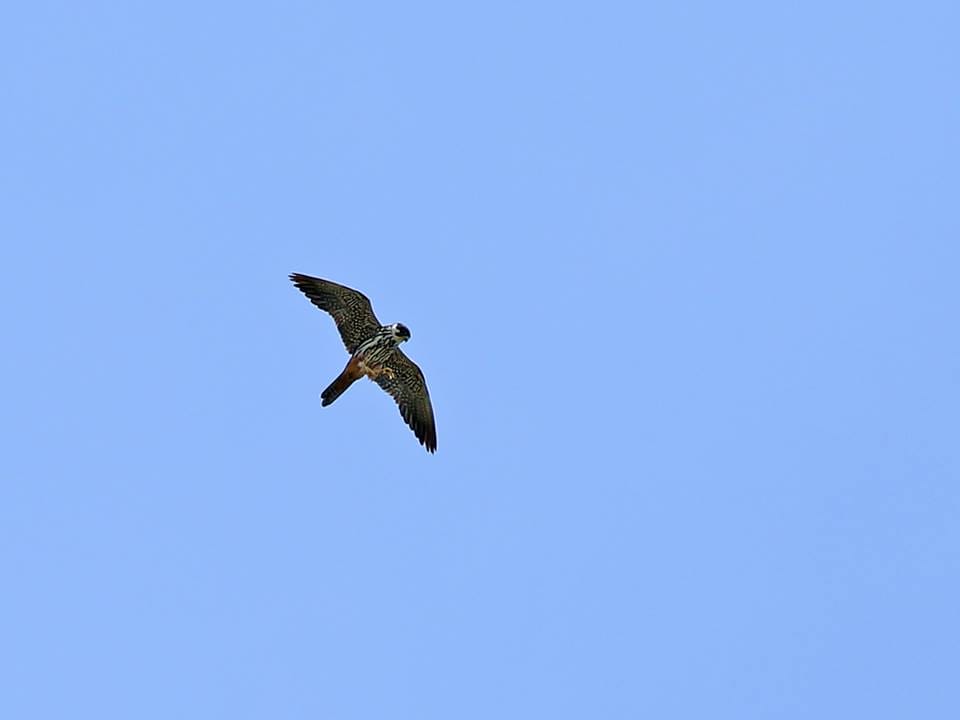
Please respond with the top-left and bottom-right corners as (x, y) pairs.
(2, 1), (958, 718)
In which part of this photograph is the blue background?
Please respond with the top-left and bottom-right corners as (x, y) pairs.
(3, 1), (958, 717)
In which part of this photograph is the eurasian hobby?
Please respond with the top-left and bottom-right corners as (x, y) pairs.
(290, 273), (437, 453)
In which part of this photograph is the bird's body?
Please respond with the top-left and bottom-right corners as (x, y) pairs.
(290, 273), (437, 453)
(320, 323), (409, 406)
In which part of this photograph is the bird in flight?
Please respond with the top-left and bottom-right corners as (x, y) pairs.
(290, 273), (437, 453)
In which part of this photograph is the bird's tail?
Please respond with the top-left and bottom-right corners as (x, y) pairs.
(321, 364), (360, 407)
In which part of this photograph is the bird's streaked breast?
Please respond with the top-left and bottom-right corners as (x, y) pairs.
(354, 328), (401, 366)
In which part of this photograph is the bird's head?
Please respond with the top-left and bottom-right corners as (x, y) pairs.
(391, 323), (411, 343)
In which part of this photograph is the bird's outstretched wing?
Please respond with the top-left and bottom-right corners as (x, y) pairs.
(290, 273), (382, 354)
(373, 349), (437, 453)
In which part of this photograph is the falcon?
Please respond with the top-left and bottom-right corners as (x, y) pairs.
(289, 273), (437, 453)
